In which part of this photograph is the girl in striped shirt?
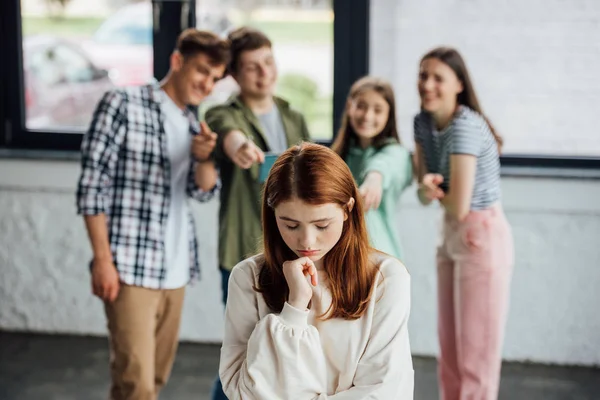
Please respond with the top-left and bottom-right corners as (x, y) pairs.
(413, 47), (514, 400)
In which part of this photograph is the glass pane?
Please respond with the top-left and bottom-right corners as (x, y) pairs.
(21, 0), (153, 130)
(199, 0), (334, 140)
(392, 1), (600, 157)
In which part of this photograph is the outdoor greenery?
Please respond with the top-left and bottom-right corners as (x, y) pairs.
(22, 17), (331, 44)
(248, 21), (331, 44)
(22, 17), (104, 37)
(276, 73), (332, 139)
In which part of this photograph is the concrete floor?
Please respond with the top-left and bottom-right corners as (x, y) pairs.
(1, 332), (599, 400)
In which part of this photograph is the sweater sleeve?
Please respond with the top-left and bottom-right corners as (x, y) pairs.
(220, 259), (414, 400)
(316, 263), (414, 399)
(220, 262), (328, 400)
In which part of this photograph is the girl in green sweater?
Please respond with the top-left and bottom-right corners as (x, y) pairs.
(332, 76), (413, 260)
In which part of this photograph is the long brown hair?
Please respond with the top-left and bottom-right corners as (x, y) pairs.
(331, 76), (401, 160)
(256, 142), (377, 320)
(421, 47), (503, 152)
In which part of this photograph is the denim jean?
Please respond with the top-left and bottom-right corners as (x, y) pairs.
(211, 267), (231, 400)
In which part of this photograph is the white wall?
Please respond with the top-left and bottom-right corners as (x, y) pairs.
(371, 0), (600, 157)
(1, 0), (600, 367)
(2, 158), (600, 366)
(399, 179), (600, 367)
(0, 159), (225, 343)
(368, 0), (600, 366)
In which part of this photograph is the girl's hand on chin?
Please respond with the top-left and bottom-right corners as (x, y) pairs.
(283, 257), (318, 310)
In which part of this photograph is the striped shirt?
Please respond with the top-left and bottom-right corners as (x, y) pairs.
(413, 106), (501, 210)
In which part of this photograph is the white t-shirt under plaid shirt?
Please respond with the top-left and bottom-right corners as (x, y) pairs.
(160, 89), (192, 289)
(413, 106), (501, 210)
(76, 84), (220, 289)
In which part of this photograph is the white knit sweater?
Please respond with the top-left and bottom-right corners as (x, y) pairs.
(219, 253), (414, 399)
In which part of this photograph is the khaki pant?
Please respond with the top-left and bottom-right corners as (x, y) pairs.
(104, 284), (186, 400)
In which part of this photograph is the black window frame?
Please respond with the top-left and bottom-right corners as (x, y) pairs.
(0, 0), (199, 152)
(2, 0), (599, 171)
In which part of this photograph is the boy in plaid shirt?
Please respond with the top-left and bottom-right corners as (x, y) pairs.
(76, 29), (229, 400)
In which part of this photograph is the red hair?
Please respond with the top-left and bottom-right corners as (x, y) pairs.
(255, 142), (377, 320)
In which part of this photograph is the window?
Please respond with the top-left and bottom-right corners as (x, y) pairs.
(91, 4), (153, 46)
(20, 0), (154, 131)
(392, 0), (600, 161)
(199, 0), (334, 140)
(1, 0), (366, 151)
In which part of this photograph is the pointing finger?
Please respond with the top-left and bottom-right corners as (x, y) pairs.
(200, 121), (212, 136)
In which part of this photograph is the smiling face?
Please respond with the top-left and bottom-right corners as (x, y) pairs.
(170, 51), (226, 106)
(347, 88), (390, 147)
(274, 197), (350, 268)
(418, 57), (463, 116)
(233, 46), (278, 100)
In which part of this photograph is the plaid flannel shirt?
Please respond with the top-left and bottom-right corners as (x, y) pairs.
(76, 84), (219, 289)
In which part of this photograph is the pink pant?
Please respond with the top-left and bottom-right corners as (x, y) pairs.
(437, 203), (514, 400)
